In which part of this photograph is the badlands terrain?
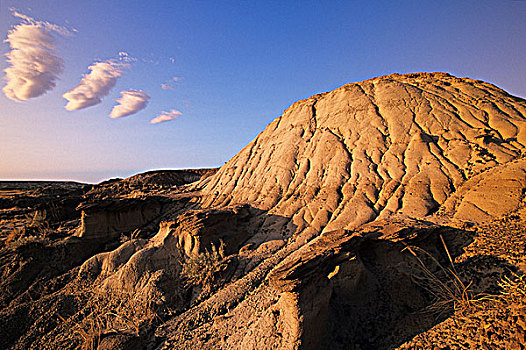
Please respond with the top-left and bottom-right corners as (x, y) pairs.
(1, 72), (526, 349)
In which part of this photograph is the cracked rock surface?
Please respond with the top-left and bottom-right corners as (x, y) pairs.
(198, 72), (526, 230)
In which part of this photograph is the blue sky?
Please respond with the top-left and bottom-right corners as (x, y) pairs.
(1, 0), (525, 183)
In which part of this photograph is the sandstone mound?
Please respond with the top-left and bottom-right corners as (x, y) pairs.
(197, 72), (526, 231)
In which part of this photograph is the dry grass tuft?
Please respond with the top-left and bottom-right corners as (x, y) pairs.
(4, 210), (54, 249)
(498, 273), (526, 304)
(402, 234), (490, 316)
(5, 225), (24, 245)
(66, 289), (160, 350)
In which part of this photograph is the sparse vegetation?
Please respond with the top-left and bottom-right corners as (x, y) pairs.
(498, 273), (526, 306)
(181, 240), (228, 289)
(399, 269), (526, 349)
(6, 234), (50, 250)
(68, 289), (160, 350)
(5, 224), (24, 245)
(119, 228), (141, 243)
(4, 210), (53, 249)
(402, 235), (489, 316)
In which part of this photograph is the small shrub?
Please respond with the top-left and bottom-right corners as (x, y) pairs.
(4, 211), (54, 250)
(119, 229), (141, 243)
(5, 225), (24, 245)
(7, 235), (50, 250)
(498, 273), (526, 303)
(181, 241), (227, 289)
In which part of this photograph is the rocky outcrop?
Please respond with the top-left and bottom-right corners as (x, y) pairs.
(77, 205), (265, 312)
(166, 205), (260, 257)
(123, 169), (218, 187)
(439, 157), (526, 221)
(155, 72), (526, 349)
(75, 198), (163, 241)
(155, 219), (473, 349)
(87, 168), (218, 199)
(196, 73), (526, 230)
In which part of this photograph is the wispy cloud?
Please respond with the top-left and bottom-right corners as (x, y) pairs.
(2, 11), (71, 102)
(118, 51), (136, 63)
(62, 60), (128, 111)
(110, 89), (150, 118)
(161, 77), (180, 90)
(150, 109), (181, 124)
(11, 11), (74, 36)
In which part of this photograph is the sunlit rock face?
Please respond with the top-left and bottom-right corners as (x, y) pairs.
(198, 72), (526, 230)
(76, 198), (162, 241)
(151, 72), (526, 349)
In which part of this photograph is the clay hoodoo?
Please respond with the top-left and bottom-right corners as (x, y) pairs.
(197, 72), (526, 231)
(146, 73), (526, 349)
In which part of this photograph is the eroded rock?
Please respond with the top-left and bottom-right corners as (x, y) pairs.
(76, 198), (162, 241)
(156, 219), (473, 349)
(196, 73), (526, 228)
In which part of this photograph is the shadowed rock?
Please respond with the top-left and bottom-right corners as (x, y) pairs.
(76, 198), (163, 241)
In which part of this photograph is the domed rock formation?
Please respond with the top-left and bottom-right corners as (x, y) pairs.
(153, 72), (526, 349)
(197, 72), (526, 232)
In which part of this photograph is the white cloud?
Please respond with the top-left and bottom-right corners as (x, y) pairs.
(110, 89), (150, 119)
(62, 60), (128, 111)
(150, 110), (181, 124)
(12, 11), (73, 36)
(2, 12), (70, 101)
